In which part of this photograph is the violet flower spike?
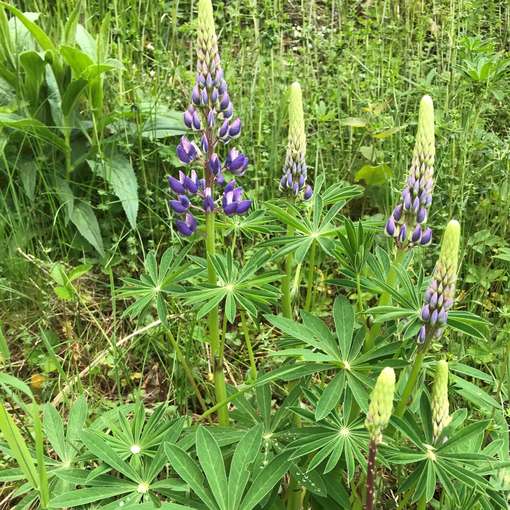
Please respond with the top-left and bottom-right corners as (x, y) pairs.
(385, 95), (435, 249)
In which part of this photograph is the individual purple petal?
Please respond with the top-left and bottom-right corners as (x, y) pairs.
(192, 111), (201, 130)
(303, 185), (313, 200)
(202, 187), (214, 212)
(224, 180), (236, 193)
(183, 110), (193, 129)
(236, 200), (251, 214)
(220, 93), (230, 111)
(192, 85), (201, 106)
(411, 225), (422, 243)
(168, 175), (185, 194)
(417, 325), (427, 344)
(398, 224), (407, 243)
(421, 305), (430, 321)
(208, 154), (221, 175)
(218, 120), (229, 139)
(420, 227), (432, 246)
(224, 102), (233, 119)
(207, 110), (216, 128)
(228, 118), (241, 138)
(169, 195), (190, 213)
(416, 207), (427, 224)
(385, 217), (397, 237)
(175, 213), (197, 236)
(201, 134), (209, 152)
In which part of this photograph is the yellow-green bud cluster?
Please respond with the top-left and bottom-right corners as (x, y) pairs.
(431, 360), (451, 441)
(418, 220), (461, 344)
(365, 367), (396, 444)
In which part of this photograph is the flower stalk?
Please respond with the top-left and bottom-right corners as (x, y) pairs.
(396, 220), (460, 417)
(365, 367), (396, 510)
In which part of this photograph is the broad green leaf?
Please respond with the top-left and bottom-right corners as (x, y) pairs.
(228, 424), (263, 510)
(49, 485), (135, 508)
(1, 3), (56, 52)
(70, 201), (104, 256)
(240, 451), (291, 510)
(315, 372), (345, 421)
(62, 78), (88, 116)
(333, 295), (354, 359)
(0, 321), (10, 363)
(0, 403), (39, 489)
(164, 442), (218, 510)
(142, 110), (187, 139)
(0, 113), (66, 151)
(43, 404), (67, 461)
(88, 155), (138, 230)
(80, 430), (140, 482)
(196, 427), (228, 510)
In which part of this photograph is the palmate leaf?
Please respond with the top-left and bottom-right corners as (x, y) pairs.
(184, 251), (280, 323)
(119, 247), (200, 324)
(195, 427), (228, 510)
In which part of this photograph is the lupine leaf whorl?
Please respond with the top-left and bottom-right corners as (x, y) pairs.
(365, 367), (395, 444)
(280, 82), (312, 200)
(418, 220), (461, 344)
(385, 95), (435, 249)
(431, 360), (451, 441)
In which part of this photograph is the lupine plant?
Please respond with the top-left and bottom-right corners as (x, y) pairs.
(167, 0), (252, 426)
(1, 2), (509, 510)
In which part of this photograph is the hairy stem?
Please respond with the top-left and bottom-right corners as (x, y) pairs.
(364, 248), (406, 351)
(240, 310), (257, 380)
(365, 439), (378, 510)
(304, 240), (317, 312)
(395, 350), (426, 417)
(206, 212), (229, 426)
(281, 224), (295, 319)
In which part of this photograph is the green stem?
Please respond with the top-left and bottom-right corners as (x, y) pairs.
(365, 439), (378, 510)
(165, 328), (209, 416)
(364, 248), (406, 351)
(417, 495), (427, 510)
(205, 212), (229, 426)
(395, 350), (426, 418)
(240, 310), (257, 380)
(304, 240), (317, 312)
(281, 225), (295, 319)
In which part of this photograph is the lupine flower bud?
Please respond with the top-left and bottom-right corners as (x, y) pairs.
(222, 184), (251, 216)
(202, 187), (214, 212)
(431, 360), (451, 441)
(225, 148), (249, 176)
(169, 195), (190, 213)
(228, 118), (241, 138)
(168, 172), (186, 194)
(208, 154), (221, 175)
(175, 213), (197, 236)
(365, 367), (395, 444)
(280, 82), (312, 200)
(176, 137), (200, 164)
(385, 95), (435, 248)
(417, 220), (460, 344)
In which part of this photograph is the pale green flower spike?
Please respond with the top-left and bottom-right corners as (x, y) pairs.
(438, 219), (461, 280)
(197, 0), (219, 76)
(280, 81), (312, 199)
(431, 360), (451, 441)
(414, 95), (435, 167)
(288, 82), (306, 159)
(365, 367), (396, 444)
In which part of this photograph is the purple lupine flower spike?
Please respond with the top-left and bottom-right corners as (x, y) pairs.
(417, 221), (460, 345)
(385, 96), (435, 249)
(167, 0), (251, 236)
